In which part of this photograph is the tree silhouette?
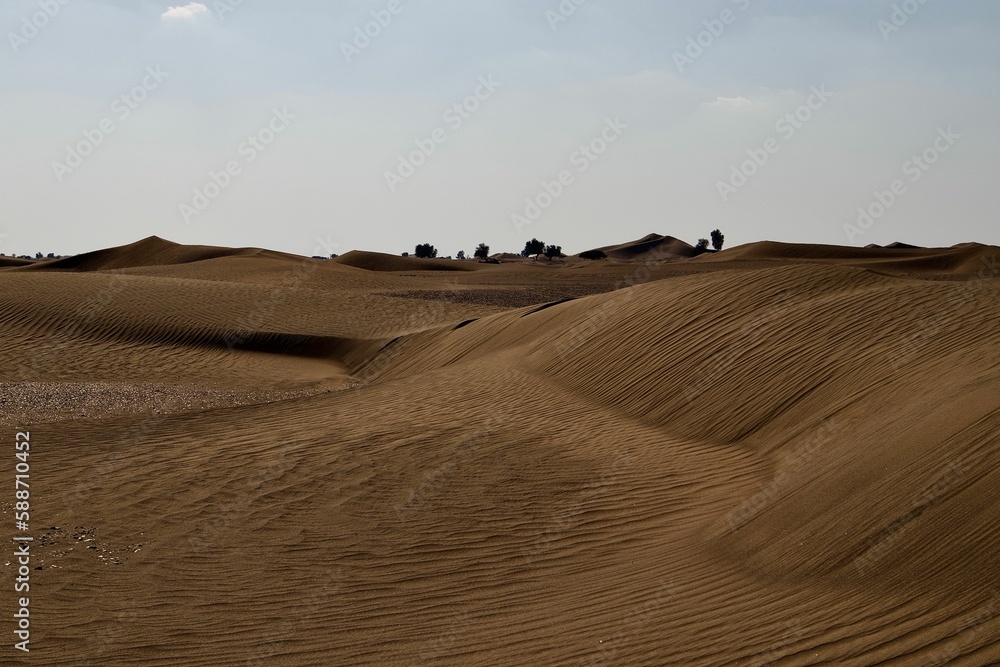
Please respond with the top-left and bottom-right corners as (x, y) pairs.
(414, 243), (438, 258)
(522, 238), (545, 258)
(474, 243), (490, 259)
(711, 229), (725, 251)
(544, 244), (563, 261)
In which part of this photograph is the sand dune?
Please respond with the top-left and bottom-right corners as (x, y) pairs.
(1, 236), (998, 665)
(589, 232), (697, 261)
(0, 256), (34, 268)
(13, 236), (303, 273)
(333, 250), (480, 272)
(698, 240), (996, 276)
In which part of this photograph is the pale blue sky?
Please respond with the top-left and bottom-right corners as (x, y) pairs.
(2, 0), (998, 257)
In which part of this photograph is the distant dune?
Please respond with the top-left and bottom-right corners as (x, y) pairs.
(333, 250), (480, 272)
(866, 241), (922, 250)
(1, 235), (998, 665)
(13, 235), (303, 272)
(587, 232), (698, 261)
(696, 239), (995, 275)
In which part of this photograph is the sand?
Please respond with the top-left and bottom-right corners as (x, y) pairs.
(1, 235), (998, 665)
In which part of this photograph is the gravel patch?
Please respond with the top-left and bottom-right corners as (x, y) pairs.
(0, 382), (325, 426)
(381, 286), (608, 309)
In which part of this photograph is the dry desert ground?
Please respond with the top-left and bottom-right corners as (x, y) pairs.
(1, 234), (999, 666)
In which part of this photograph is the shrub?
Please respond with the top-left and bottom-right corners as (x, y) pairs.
(544, 244), (563, 261)
(711, 229), (725, 251)
(579, 249), (607, 260)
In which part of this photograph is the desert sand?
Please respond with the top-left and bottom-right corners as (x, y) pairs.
(1, 234), (999, 665)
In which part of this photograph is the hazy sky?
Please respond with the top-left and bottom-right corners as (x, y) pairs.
(2, 0), (999, 258)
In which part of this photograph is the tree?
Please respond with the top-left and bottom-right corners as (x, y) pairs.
(456, 250), (466, 260)
(522, 238), (545, 258)
(694, 239), (709, 254)
(579, 249), (607, 260)
(474, 243), (490, 260)
(711, 229), (725, 251)
(543, 244), (563, 261)
(414, 243), (438, 259)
